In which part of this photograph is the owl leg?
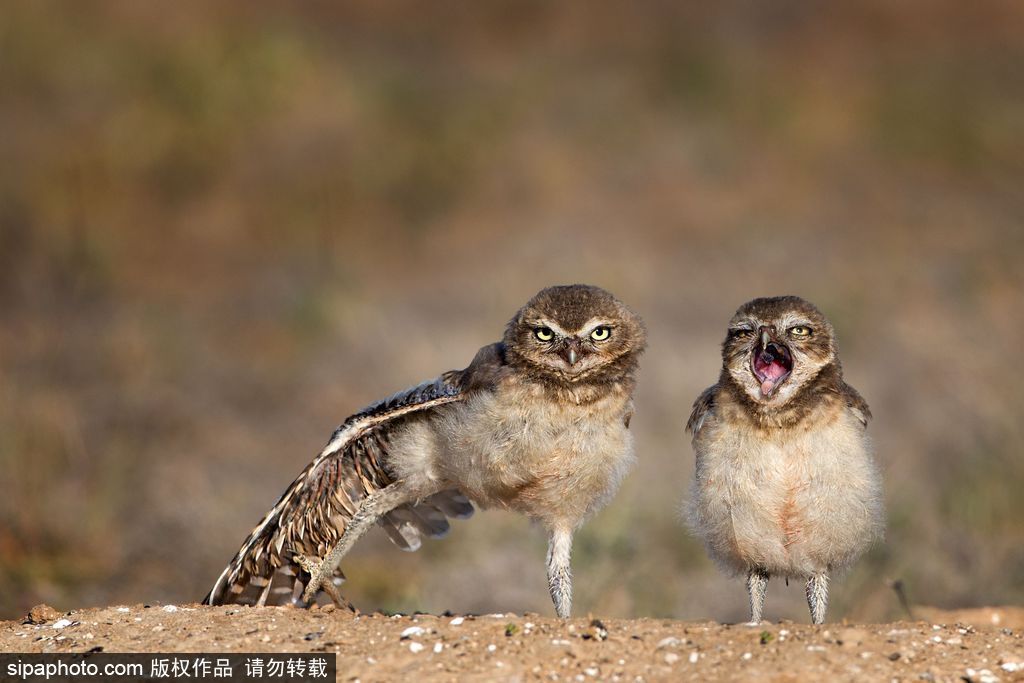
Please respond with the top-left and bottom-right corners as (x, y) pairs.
(746, 568), (770, 624)
(301, 483), (413, 604)
(294, 554), (354, 610)
(806, 572), (829, 625)
(546, 527), (574, 619)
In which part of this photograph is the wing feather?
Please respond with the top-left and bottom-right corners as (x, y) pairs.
(686, 385), (718, 436)
(839, 380), (872, 427)
(204, 371), (471, 606)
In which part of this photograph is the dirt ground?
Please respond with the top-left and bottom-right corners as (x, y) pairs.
(3, 604), (1023, 682)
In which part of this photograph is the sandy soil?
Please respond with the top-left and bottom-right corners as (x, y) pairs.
(3, 604), (1023, 682)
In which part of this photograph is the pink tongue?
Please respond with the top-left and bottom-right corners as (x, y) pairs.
(763, 361), (788, 380)
(759, 360), (789, 396)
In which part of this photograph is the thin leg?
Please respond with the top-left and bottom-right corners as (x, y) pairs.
(746, 568), (769, 624)
(301, 483), (412, 603)
(546, 527), (573, 619)
(806, 572), (829, 625)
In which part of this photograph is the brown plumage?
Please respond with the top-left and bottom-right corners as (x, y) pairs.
(205, 284), (646, 617)
(686, 296), (883, 624)
(204, 374), (474, 607)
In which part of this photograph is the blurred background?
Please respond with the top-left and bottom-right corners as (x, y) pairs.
(2, 1), (1022, 623)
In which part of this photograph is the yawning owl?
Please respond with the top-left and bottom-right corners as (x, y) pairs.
(686, 295), (883, 624)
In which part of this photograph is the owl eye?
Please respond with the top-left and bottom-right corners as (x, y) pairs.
(590, 326), (611, 342)
(729, 327), (754, 338)
(534, 327), (555, 342)
(788, 325), (812, 337)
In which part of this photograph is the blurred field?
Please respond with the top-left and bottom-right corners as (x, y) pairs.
(1, 1), (1022, 623)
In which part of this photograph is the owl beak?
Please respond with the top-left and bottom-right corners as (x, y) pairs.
(559, 340), (582, 366)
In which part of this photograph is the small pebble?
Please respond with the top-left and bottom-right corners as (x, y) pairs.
(408, 642), (424, 653)
(449, 617), (465, 626)
(656, 637), (682, 650)
(964, 668), (1000, 683)
(400, 626), (426, 639)
(664, 653), (680, 665)
(27, 605), (61, 624)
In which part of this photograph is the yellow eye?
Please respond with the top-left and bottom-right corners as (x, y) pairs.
(534, 327), (554, 342)
(590, 326), (611, 341)
(789, 326), (812, 337)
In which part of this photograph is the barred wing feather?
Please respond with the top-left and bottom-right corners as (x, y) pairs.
(203, 372), (472, 606)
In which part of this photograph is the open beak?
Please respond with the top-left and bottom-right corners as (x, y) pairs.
(751, 328), (793, 398)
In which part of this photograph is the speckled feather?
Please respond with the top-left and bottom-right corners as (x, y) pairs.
(203, 374), (472, 606)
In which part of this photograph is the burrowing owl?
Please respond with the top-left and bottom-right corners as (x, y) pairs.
(686, 296), (883, 624)
(204, 284), (646, 617)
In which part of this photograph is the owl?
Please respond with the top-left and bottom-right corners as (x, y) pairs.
(686, 296), (883, 624)
(204, 284), (646, 618)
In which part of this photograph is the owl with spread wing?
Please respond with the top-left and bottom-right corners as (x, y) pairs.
(204, 284), (646, 618)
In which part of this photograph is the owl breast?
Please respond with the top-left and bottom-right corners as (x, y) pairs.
(435, 380), (635, 529)
(690, 402), (883, 577)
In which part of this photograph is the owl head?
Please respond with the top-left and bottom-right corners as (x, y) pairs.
(721, 296), (837, 406)
(505, 284), (646, 386)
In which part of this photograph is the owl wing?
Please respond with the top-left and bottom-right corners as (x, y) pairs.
(838, 381), (872, 427)
(204, 343), (507, 607)
(686, 385), (718, 436)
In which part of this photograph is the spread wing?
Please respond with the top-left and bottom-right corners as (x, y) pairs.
(204, 343), (507, 607)
(686, 385), (718, 436)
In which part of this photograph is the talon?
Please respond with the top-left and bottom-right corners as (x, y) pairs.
(294, 554), (352, 609)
